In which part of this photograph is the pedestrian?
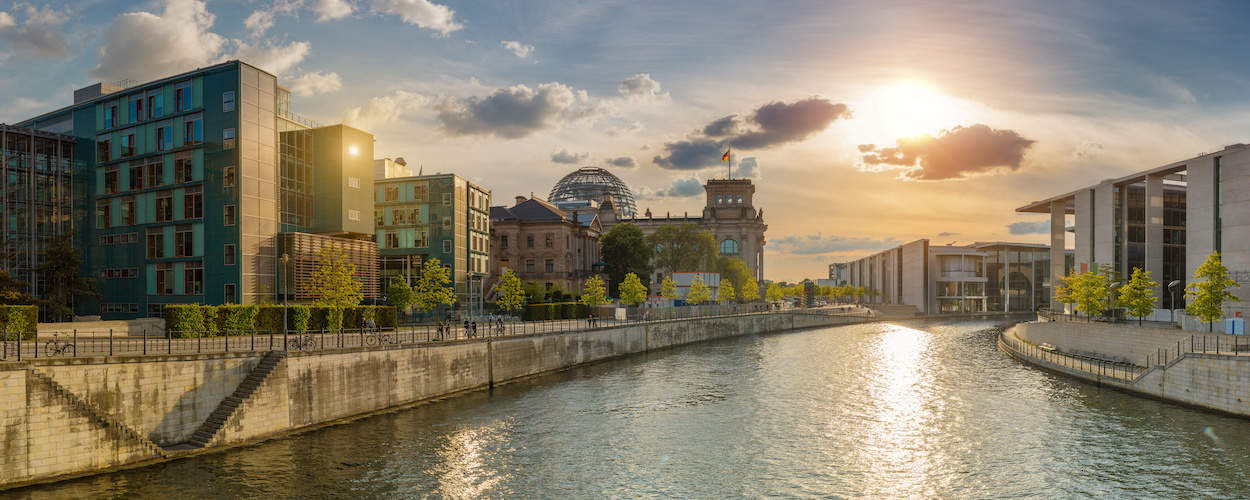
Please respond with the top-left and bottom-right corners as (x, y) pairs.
(471, 320), (478, 337)
(368, 317), (376, 332)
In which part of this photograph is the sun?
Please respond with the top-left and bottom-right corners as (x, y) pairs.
(854, 80), (968, 144)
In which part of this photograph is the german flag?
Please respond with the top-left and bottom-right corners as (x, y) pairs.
(721, 149), (730, 162)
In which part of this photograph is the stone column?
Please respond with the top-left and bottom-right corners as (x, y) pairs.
(1051, 199), (1067, 307)
(1145, 173), (1165, 306)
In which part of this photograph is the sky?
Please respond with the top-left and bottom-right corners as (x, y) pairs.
(4, 0), (1250, 282)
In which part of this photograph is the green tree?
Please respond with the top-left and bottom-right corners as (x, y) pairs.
(311, 247), (363, 308)
(766, 282), (783, 302)
(35, 236), (98, 320)
(1185, 252), (1241, 332)
(414, 257), (457, 318)
(0, 267), (33, 305)
(580, 275), (608, 307)
(1053, 274), (1077, 318)
(386, 277), (415, 311)
(619, 272), (648, 306)
(601, 223), (653, 296)
(648, 224), (718, 273)
(1073, 269), (1111, 321)
(660, 275), (678, 301)
(718, 279), (736, 303)
(686, 275), (712, 305)
(741, 279), (760, 302)
(495, 269), (525, 313)
(716, 257), (752, 300)
(522, 280), (549, 303)
(1119, 267), (1159, 326)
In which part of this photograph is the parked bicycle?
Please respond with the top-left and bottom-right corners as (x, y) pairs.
(365, 331), (398, 346)
(287, 335), (317, 351)
(45, 333), (75, 357)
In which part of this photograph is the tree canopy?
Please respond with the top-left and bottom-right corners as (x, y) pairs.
(660, 276), (677, 301)
(601, 223), (653, 296)
(1119, 267), (1159, 325)
(34, 236), (97, 319)
(716, 257), (752, 299)
(718, 279), (736, 303)
(766, 282), (783, 302)
(619, 272), (648, 306)
(413, 257), (457, 314)
(579, 275), (608, 307)
(495, 269), (525, 313)
(648, 223), (717, 273)
(311, 246), (364, 308)
(741, 278), (760, 302)
(686, 275), (712, 305)
(1185, 252), (1241, 331)
(386, 277), (415, 310)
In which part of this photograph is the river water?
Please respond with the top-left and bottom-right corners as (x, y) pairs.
(12, 317), (1250, 499)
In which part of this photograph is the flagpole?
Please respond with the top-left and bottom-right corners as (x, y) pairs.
(728, 147), (732, 180)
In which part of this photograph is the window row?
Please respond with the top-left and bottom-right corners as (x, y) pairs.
(103, 154), (200, 194)
(100, 268), (138, 279)
(95, 189), (202, 229)
(97, 115), (202, 162)
(716, 194), (744, 205)
(145, 225), (201, 259)
(153, 261), (203, 296)
(102, 303), (140, 314)
(523, 259), (557, 274)
(99, 232), (138, 246)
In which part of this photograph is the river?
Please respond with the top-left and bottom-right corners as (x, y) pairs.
(11, 317), (1250, 498)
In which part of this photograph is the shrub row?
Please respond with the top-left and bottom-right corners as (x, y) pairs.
(165, 305), (396, 338)
(521, 302), (591, 321)
(0, 305), (37, 340)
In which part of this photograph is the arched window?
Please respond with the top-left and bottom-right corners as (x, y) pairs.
(736, 194), (743, 204)
(716, 194), (723, 205)
(720, 239), (739, 255)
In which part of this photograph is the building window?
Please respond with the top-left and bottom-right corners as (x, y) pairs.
(443, 193), (452, 206)
(157, 122), (172, 151)
(443, 216), (451, 230)
(97, 136), (111, 162)
(414, 184), (428, 201)
(223, 166), (236, 187)
(104, 104), (117, 129)
(183, 114), (203, 145)
(223, 128), (236, 149)
(720, 239), (739, 255)
(222, 91), (235, 112)
(385, 186), (399, 201)
(147, 92), (163, 118)
(147, 228), (164, 258)
(527, 235), (534, 248)
(545, 234), (553, 248)
(717, 194), (723, 205)
(526, 260), (535, 273)
(96, 201), (110, 229)
(156, 263), (174, 295)
(184, 188), (202, 219)
(224, 244), (236, 265)
(737, 194), (743, 204)
(348, 209), (361, 221)
(386, 232), (399, 249)
(129, 96), (143, 123)
(348, 177), (360, 188)
(414, 231), (428, 248)
(545, 259), (554, 273)
(175, 81), (192, 112)
(104, 169), (120, 194)
(443, 239), (452, 253)
(156, 193), (173, 222)
(224, 205), (236, 225)
(121, 197), (136, 225)
(500, 235), (508, 249)
(176, 225), (194, 257)
(185, 262), (204, 295)
(175, 152), (194, 183)
(120, 132), (135, 157)
(224, 283), (236, 303)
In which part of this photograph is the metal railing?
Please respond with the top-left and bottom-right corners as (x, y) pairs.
(999, 329), (1145, 382)
(1, 306), (875, 362)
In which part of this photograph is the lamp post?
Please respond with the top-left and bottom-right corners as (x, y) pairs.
(1168, 280), (1181, 326)
(281, 253), (291, 335)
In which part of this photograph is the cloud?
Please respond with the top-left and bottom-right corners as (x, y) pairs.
(343, 90), (430, 130)
(619, 73), (669, 101)
(434, 82), (606, 139)
(92, 0), (228, 82)
(859, 124), (1035, 181)
(500, 40), (533, 58)
(0, 4), (70, 59)
(653, 97), (850, 170)
(641, 176), (703, 198)
(288, 71), (342, 96)
(231, 40), (310, 75)
(936, 232), (957, 237)
(735, 157), (760, 179)
(1007, 221), (1050, 235)
(244, 10), (274, 37)
(370, 0), (461, 36)
(312, 0), (354, 21)
(772, 233), (902, 255)
(605, 156), (636, 168)
(550, 148), (589, 164)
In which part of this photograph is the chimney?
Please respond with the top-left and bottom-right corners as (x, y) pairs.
(515, 195), (527, 205)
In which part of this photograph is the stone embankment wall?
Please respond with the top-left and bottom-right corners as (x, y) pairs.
(0, 312), (851, 489)
(1003, 322), (1250, 418)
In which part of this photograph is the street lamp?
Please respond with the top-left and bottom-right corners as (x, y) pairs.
(281, 253), (291, 334)
(1168, 280), (1182, 325)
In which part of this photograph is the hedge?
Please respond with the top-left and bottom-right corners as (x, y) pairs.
(164, 304), (397, 337)
(0, 305), (37, 340)
(522, 302), (589, 321)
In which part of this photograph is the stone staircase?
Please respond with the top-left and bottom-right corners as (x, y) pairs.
(183, 351), (286, 449)
(27, 369), (167, 458)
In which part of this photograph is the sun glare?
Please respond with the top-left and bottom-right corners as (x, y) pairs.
(854, 81), (970, 144)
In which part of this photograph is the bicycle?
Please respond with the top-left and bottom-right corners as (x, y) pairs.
(45, 333), (75, 357)
(365, 331), (398, 346)
(287, 335), (317, 351)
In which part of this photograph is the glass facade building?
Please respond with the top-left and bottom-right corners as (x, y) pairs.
(0, 126), (77, 312)
(975, 242), (1074, 313)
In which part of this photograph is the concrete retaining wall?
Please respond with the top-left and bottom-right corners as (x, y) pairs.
(1016, 320), (1247, 364)
(0, 311), (852, 489)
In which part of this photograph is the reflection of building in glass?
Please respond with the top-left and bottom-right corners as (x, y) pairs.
(0, 125), (77, 311)
(548, 167), (637, 218)
(973, 242), (1074, 313)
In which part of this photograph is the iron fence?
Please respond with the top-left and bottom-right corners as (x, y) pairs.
(999, 329), (1145, 382)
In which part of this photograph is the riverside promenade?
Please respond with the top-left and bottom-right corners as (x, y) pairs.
(1000, 316), (1250, 418)
(1, 308), (868, 490)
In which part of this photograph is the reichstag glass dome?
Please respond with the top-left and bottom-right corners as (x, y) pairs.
(549, 167), (638, 217)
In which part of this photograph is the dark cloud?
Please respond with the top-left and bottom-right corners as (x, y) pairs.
(550, 148), (589, 164)
(860, 124), (1035, 180)
(702, 115), (739, 137)
(773, 233), (902, 255)
(736, 157), (760, 179)
(605, 156), (636, 168)
(652, 97), (850, 170)
(436, 82), (604, 139)
(641, 176), (703, 198)
(1007, 221), (1050, 235)
(1, 25), (69, 58)
(936, 231), (957, 237)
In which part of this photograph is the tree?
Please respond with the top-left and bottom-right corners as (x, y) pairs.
(495, 269), (525, 313)
(34, 236), (98, 320)
(0, 268), (34, 305)
(1185, 252), (1241, 332)
(619, 272), (648, 306)
(741, 279), (760, 302)
(414, 257), (457, 318)
(386, 277), (415, 311)
(648, 224), (718, 273)
(1053, 274), (1077, 318)
(660, 275), (678, 302)
(1072, 270), (1111, 322)
(522, 281), (549, 303)
(601, 223), (653, 296)
(311, 247), (363, 308)
(716, 257), (752, 300)
(1119, 267), (1159, 326)
(579, 275), (608, 307)
(766, 282), (783, 302)
(686, 275), (712, 305)
(718, 279), (736, 303)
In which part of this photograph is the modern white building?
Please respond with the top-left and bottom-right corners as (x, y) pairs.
(1017, 143), (1250, 329)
